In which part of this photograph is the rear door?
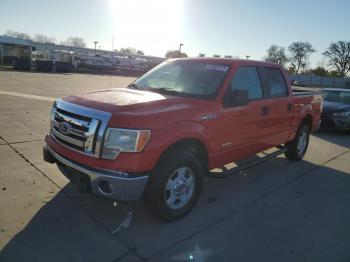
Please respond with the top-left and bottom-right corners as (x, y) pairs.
(259, 66), (294, 147)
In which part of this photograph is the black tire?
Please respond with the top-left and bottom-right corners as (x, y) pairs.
(143, 150), (204, 222)
(284, 123), (310, 161)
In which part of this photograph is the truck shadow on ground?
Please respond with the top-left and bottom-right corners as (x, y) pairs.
(2, 154), (350, 261)
(313, 129), (350, 148)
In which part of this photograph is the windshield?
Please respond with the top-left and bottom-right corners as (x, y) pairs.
(322, 90), (350, 105)
(132, 61), (230, 99)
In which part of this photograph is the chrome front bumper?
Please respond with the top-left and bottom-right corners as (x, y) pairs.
(43, 145), (149, 201)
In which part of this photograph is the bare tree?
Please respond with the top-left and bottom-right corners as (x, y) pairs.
(165, 50), (187, 59)
(288, 41), (315, 74)
(119, 47), (137, 54)
(198, 53), (206, 57)
(5, 30), (31, 40)
(323, 41), (350, 78)
(61, 37), (86, 48)
(33, 34), (56, 43)
(264, 44), (288, 66)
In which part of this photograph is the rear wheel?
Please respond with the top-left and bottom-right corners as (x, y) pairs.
(285, 123), (310, 161)
(143, 150), (204, 221)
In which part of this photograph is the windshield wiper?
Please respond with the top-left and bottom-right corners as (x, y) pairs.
(149, 87), (185, 96)
(127, 83), (144, 90)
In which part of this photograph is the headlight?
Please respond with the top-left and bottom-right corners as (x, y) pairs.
(102, 128), (151, 159)
(333, 111), (350, 117)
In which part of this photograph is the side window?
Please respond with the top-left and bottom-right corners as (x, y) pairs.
(264, 67), (287, 97)
(230, 67), (263, 99)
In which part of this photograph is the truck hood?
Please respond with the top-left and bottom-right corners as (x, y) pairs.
(63, 88), (167, 107)
(62, 88), (213, 128)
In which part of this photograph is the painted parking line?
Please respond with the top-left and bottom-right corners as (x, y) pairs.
(0, 91), (56, 102)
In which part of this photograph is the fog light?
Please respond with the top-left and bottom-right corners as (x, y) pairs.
(98, 180), (113, 194)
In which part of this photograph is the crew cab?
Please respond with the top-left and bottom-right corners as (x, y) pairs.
(43, 58), (322, 221)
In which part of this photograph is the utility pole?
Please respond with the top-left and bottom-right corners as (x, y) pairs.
(93, 41), (98, 52)
(112, 36), (114, 52)
(179, 43), (184, 55)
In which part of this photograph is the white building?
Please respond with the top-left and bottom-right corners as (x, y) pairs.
(0, 35), (164, 68)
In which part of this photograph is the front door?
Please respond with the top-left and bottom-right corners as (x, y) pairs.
(217, 66), (268, 166)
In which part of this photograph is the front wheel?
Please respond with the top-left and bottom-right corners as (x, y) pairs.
(284, 123), (310, 161)
(143, 150), (204, 221)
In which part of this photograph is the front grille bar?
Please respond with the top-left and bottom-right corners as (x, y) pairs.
(51, 127), (85, 148)
(52, 119), (87, 138)
(50, 99), (112, 158)
(55, 110), (91, 128)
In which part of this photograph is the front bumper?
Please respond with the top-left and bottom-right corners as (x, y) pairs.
(43, 145), (149, 201)
(320, 114), (350, 130)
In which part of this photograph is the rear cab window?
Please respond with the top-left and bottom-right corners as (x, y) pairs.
(263, 67), (288, 98)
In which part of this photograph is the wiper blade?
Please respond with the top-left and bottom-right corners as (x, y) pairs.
(127, 83), (144, 90)
(150, 87), (182, 95)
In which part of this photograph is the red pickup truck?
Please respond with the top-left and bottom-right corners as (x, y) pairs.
(43, 58), (322, 221)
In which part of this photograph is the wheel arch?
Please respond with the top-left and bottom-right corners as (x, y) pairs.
(302, 114), (313, 130)
(156, 138), (209, 172)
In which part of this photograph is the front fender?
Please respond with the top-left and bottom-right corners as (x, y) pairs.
(146, 120), (216, 168)
(162, 120), (214, 152)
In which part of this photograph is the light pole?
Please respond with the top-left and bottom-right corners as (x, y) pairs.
(93, 41), (98, 52)
(179, 43), (184, 55)
(246, 55), (250, 60)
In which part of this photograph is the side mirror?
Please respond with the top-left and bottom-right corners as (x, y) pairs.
(230, 89), (250, 106)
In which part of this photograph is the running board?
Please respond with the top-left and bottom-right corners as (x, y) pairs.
(207, 148), (287, 179)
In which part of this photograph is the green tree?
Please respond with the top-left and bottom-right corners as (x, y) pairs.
(312, 66), (329, 76)
(329, 70), (340, 77)
(213, 54), (221, 57)
(198, 53), (206, 57)
(224, 55), (233, 58)
(165, 50), (188, 59)
(323, 41), (350, 77)
(288, 41), (315, 74)
(264, 44), (288, 66)
(287, 66), (296, 74)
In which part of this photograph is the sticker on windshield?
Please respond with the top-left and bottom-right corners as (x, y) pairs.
(205, 64), (229, 72)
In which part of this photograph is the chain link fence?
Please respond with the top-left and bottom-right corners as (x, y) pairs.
(290, 74), (350, 89)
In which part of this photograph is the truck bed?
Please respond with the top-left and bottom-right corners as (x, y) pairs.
(292, 87), (321, 96)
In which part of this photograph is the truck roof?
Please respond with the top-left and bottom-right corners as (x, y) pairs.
(169, 57), (281, 67)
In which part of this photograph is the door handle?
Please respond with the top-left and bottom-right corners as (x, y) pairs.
(287, 103), (293, 112)
(261, 106), (269, 116)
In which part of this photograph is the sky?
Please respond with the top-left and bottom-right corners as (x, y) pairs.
(1, 0), (349, 67)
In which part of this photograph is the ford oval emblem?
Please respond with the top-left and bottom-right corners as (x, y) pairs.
(58, 121), (71, 135)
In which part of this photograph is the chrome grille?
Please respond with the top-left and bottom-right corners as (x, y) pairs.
(50, 99), (111, 158)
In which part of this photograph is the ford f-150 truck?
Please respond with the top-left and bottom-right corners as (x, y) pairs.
(43, 58), (322, 221)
